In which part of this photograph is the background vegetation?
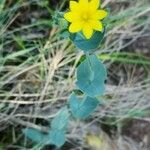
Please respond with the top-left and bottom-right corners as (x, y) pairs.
(0, 0), (149, 149)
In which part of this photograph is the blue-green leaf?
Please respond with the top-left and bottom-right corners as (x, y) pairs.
(51, 107), (70, 130)
(47, 107), (69, 147)
(48, 130), (66, 148)
(23, 128), (66, 147)
(69, 93), (100, 119)
(76, 55), (107, 97)
(60, 30), (70, 39)
(23, 128), (50, 144)
(70, 30), (105, 52)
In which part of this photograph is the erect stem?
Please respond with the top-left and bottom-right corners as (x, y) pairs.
(85, 52), (94, 81)
(86, 52), (92, 69)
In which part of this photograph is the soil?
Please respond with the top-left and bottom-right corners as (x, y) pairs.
(1, 0), (150, 150)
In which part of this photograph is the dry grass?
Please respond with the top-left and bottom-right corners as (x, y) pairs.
(0, 0), (150, 149)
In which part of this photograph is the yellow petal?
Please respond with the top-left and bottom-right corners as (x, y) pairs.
(79, 0), (89, 10)
(70, 1), (78, 11)
(64, 12), (79, 22)
(69, 22), (83, 33)
(89, 0), (100, 11)
(82, 24), (93, 39)
(92, 10), (107, 20)
(79, 0), (88, 4)
(89, 20), (103, 31)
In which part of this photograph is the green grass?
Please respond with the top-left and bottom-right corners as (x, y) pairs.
(0, 0), (150, 149)
(99, 52), (150, 65)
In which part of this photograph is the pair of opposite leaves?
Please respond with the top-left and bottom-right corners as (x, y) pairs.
(69, 55), (107, 119)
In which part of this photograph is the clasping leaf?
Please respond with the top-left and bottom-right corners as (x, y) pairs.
(70, 30), (105, 52)
(76, 55), (107, 97)
(69, 93), (100, 119)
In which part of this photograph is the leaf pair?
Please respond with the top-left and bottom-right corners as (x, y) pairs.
(69, 93), (100, 119)
(70, 30), (105, 52)
(76, 55), (107, 97)
(23, 107), (69, 148)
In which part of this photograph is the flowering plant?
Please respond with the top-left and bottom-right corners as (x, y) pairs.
(23, 0), (108, 148)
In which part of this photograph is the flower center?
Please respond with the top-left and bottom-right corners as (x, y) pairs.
(82, 13), (89, 21)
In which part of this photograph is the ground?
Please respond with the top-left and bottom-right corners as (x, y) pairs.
(0, 0), (150, 150)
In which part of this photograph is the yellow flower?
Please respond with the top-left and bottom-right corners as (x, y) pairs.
(64, 0), (107, 39)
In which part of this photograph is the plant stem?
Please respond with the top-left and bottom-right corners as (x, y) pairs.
(86, 52), (94, 81)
